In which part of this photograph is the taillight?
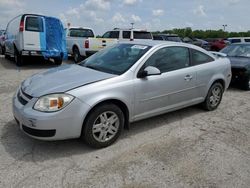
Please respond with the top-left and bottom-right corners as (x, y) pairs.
(85, 40), (89, 48)
(19, 21), (24, 32)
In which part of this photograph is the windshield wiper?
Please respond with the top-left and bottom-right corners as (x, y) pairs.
(231, 55), (249, 58)
(85, 65), (102, 71)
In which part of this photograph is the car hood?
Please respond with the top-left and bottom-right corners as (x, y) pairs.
(21, 64), (116, 97)
(228, 56), (250, 69)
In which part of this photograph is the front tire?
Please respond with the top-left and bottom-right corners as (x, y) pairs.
(242, 76), (250, 91)
(82, 103), (124, 148)
(202, 82), (224, 111)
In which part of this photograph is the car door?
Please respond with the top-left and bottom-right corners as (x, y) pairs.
(133, 46), (198, 121)
(23, 16), (44, 51)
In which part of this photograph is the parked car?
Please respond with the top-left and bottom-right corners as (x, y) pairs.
(153, 34), (182, 42)
(183, 37), (210, 50)
(4, 14), (67, 66)
(66, 27), (117, 63)
(13, 41), (231, 148)
(220, 43), (250, 90)
(227, 37), (250, 44)
(0, 30), (5, 55)
(102, 28), (153, 41)
(210, 39), (228, 51)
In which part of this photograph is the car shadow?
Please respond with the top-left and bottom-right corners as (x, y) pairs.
(0, 55), (73, 70)
(1, 106), (205, 163)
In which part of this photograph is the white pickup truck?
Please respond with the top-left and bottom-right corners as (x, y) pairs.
(66, 27), (117, 63)
(66, 27), (153, 63)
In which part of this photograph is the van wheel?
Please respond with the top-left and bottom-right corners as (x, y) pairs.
(73, 47), (82, 63)
(82, 103), (124, 148)
(242, 77), (250, 91)
(54, 58), (62, 65)
(202, 82), (223, 111)
(14, 49), (23, 66)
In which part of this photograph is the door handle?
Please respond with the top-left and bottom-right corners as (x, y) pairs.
(184, 75), (193, 81)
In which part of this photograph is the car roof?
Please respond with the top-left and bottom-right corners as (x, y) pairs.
(119, 40), (215, 57)
(120, 40), (197, 48)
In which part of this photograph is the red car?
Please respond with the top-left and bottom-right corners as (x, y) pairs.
(210, 39), (228, 51)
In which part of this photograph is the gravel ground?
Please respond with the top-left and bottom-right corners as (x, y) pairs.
(0, 56), (250, 188)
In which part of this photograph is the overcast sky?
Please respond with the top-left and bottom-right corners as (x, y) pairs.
(0, 0), (249, 35)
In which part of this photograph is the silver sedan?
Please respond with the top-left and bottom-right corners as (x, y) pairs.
(13, 41), (232, 148)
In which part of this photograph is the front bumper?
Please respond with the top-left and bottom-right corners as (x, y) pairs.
(12, 89), (91, 140)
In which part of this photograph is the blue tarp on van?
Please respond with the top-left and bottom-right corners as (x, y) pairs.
(40, 16), (67, 60)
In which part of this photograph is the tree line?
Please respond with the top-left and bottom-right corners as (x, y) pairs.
(152, 27), (250, 39)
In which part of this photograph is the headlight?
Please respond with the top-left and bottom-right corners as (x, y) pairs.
(34, 94), (74, 112)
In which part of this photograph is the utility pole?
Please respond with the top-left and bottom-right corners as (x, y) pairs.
(222, 24), (227, 31)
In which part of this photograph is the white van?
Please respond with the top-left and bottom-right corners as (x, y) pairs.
(4, 14), (66, 66)
(227, 37), (250, 44)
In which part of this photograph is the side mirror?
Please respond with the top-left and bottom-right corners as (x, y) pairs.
(138, 66), (161, 78)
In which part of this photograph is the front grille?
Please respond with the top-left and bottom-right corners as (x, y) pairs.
(22, 125), (56, 137)
(17, 89), (33, 105)
(21, 88), (33, 100)
(17, 91), (28, 105)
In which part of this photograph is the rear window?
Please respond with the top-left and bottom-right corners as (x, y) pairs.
(230, 39), (241, 43)
(133, 31), (152, 39)
(69, 29), (94, 37)
(25, 17), (43, 32)
(153, 35), (163, 40)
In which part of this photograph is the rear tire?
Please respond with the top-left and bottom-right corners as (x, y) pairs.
(14, 48), (23, 66)
(0, 45), (4, 55)
(202, 82), (224, 111)
(242, 76), (250, 91)
(73, 47), (82, 63)
(82, 103), (124, 148)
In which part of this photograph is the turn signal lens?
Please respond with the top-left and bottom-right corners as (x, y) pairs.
(34, 94), (74, 112)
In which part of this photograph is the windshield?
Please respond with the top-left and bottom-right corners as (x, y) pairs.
(79, 43), (151, 75)
(221, 44), (250, 58)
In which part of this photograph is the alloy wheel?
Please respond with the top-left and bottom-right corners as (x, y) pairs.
(92, 111), (120, 143)
(209, 86), (222, 107)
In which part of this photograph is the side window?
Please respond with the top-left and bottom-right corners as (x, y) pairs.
(25, 17), (44, 32)
(102, 31), (110, 38)
(109, 31), (119, 38)
(102, 31), (119, 38)
(244, 39), (250, 42)
(191, 49), (214, 66)
(144, 47), (190, 73)
(123, 31), (131, 39)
